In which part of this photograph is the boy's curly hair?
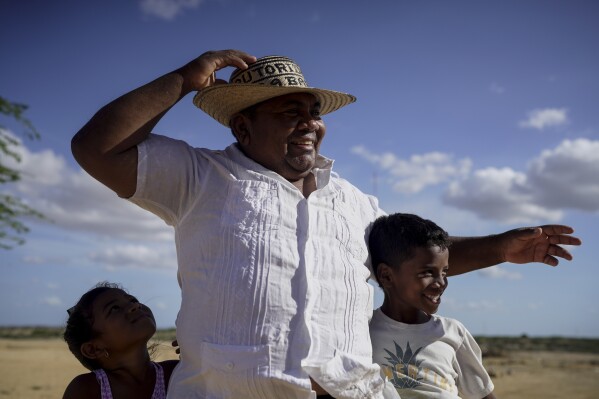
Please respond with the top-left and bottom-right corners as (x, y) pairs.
(368, 213), (451, 287)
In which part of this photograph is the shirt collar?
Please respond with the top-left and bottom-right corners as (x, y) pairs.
(225, 143), (334, 189)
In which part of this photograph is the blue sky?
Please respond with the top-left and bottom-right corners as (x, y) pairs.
(1, 0), (598, 337)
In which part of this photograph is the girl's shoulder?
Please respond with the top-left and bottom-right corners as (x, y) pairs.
(158, 359), (179, 389)
(62, 372), (101, 399)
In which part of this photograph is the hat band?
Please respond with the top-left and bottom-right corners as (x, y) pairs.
(229, 56), (309, 87)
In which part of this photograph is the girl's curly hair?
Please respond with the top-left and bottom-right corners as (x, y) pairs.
(63, 282), (124, 370)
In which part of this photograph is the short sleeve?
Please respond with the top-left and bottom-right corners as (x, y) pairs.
(454, 326), (495, 398)
(129, 134), (208, 226)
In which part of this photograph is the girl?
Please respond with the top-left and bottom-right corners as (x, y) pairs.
(62, 282), (178, 399)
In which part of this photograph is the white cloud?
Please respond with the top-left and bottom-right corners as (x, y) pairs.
(353, 133), (597, 224)
(42, 296), (62, 306)
(140, 0), (202, 21)
(443, 297), (504, 312)
(443, 167), (563, 224)
(462, 299), (504, 311)
(351, 145), (472, 193)
(490, 82), (505, 94)
(89, 245), (176, 270)
(4, 129), (174, 242)
(527, 138), (599, 211)
(444, 138), (599, 222)
(2, 129), (177, 271)
(519, 108), (568, 130)
(478, 266), (523, 280)
(527, 302), (543, 310)
(23, 256), (46, 265)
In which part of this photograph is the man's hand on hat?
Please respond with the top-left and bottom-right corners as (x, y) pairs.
(179, 49), (256, 94)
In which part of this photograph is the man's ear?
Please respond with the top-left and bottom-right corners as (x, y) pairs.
(377, 263), (394, 290)
(80, 341), (104, 360)
(230, 113), (251, 146)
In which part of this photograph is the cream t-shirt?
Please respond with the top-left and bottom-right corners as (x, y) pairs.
(370, 308), (494, 399)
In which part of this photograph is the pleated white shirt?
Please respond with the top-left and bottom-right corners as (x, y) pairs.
(130, 134), (388, 398)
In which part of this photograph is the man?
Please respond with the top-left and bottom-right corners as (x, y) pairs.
(71, 50), (580, 398)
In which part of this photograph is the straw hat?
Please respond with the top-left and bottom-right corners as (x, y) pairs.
(193, 55), (356, 127)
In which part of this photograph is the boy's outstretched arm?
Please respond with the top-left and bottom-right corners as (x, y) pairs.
(447, 225), (581, 276)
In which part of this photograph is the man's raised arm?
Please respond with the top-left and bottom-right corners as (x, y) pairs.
(71, 50), (256, 198)
(447, 225), (582, 276)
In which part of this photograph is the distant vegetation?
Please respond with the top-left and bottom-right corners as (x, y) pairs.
(475, 335), (599, 355)
(1, 327), (597, 354)
(0, 327), (64, 339)
(0, 326), (177, 342)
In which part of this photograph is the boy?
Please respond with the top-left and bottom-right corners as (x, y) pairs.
(368, 213), (497, 399)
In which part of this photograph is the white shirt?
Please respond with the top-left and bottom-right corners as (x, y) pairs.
(370, 308), (495, 399)
(130, 134), (388, 398)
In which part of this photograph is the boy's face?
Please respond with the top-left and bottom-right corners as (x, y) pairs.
(381, 245), (449, 321)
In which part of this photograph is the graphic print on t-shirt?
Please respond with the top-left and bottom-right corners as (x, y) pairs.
(381, 340), (455, 393)
(381, 341), (425, 389)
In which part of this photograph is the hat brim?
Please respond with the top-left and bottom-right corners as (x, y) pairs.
(193, 84), (356, 127)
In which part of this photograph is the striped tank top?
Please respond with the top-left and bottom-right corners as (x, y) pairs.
(93, 361), (166, 399)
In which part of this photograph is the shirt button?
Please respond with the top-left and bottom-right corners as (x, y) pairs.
(225, 361), (234, 370)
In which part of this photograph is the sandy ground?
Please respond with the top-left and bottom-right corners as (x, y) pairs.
(0, 338), (178, 399)
(1, 338), (598, 398)
(484, 350), (599, 398)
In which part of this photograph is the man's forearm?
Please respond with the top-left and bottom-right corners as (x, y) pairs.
(71, 69), (189, 197)
(71, 50), (257, 198)
(447, 234), (505, 276)
(72, 70), (188, 159)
